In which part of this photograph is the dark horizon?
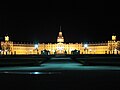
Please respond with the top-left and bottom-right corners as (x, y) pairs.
(0, 2), (120, 43)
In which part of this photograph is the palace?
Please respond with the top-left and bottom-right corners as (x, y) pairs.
(0, 29), (120, 55)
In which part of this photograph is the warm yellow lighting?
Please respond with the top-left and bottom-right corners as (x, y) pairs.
(58, 32), (62, 37)
(1, 31), (120, 55)
(57, 31), (64, 43)
(89, 49), (92, 51)
(57, 38), (64, 42)
(5, 36), (9, 41)
(112, 35), (116, 41)
(52, 50), (55, 52)
(70, 48), (73, 52)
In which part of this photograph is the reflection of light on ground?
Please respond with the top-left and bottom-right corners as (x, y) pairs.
(1, 61), (120, 71)
(0, 71), (61, 75)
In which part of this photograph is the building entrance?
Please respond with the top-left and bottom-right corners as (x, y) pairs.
(56, 43), (65, 54)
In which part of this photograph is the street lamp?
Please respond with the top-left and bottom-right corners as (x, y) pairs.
(34, 44), (38, 49)
(84, 44), (88, 54)
(0, 50), (1, 55)
(34, 44), (39, 54)
(84, 44), (88, 48)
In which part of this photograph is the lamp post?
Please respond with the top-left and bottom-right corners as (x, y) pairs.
(84, 44), (88, 54)
(34, 44), (39, 54)
(0, 50), (1, 55)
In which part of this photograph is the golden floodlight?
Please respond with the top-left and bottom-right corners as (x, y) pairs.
(5, 36), (9, 41)
(112, 35), (116, 41)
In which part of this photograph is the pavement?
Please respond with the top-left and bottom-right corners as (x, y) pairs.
(1, 57), (120, 89)
(1, 57), (120, 73)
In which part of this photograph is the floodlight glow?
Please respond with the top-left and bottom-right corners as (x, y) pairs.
(34, 44), (38, 49)
(58, 47), (63, 50)
(57, 46), (63, 50)
(84, 44), (88, 48)
(5, 36), (9, 41)
(52, 50), (55, 52)
(70, 48), (73, 51)
(5, 50), (7, 52)
(89, 49), (92, 51)
(34, 72), (40, 74)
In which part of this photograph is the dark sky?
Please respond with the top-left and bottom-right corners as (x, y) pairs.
(0, 1), (120, 43)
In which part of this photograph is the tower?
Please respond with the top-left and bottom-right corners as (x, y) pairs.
(112, 35), (116, 41)
(5, 35), (9, 42)
(57, 26), (64, 43)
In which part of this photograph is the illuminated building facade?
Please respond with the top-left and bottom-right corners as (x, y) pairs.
(0, 30), (120, 55)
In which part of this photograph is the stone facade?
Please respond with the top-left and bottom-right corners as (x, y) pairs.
(0, 31), (119, 55)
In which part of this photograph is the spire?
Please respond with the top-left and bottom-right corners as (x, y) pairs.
(60, 26), (61, 32)
(57, 26), (64, 43)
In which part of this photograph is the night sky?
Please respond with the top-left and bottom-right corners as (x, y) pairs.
(0, 1), (120, 43)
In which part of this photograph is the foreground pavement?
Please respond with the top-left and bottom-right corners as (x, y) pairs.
(1, 58), (120, 72)
(1, 57), (120, 89)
